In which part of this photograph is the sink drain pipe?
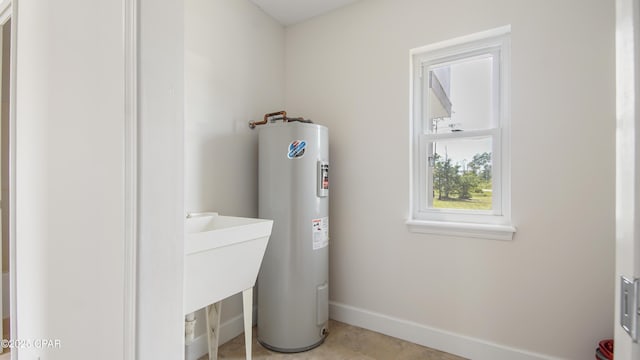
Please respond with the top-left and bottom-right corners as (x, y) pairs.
(185, 313), (196, 345)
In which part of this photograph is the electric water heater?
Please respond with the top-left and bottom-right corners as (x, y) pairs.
(257, 120), (329, 352)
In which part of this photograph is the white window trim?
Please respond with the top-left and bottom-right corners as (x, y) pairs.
(408, 26), (515, 241)
(406, 220), (516, 241)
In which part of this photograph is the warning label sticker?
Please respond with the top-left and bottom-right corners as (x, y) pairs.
(312, 217), (329, 250)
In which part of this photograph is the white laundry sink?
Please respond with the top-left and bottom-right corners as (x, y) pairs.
(183, 213), (273, 314)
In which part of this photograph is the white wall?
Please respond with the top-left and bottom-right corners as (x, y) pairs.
(184, 0), (284, 345)
(16, 0), (186, 359)
(16, 0), (126, 359)
(284, 0), (615, 359)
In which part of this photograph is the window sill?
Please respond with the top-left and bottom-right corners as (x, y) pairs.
(406, 219), (516, 241)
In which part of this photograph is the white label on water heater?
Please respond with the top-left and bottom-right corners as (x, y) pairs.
(312, 217), (329, 250)
(317, 161), (329, 197)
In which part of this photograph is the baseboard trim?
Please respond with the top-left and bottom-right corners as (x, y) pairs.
(329, 301), (562, 360)
(185, 306), (257, 360)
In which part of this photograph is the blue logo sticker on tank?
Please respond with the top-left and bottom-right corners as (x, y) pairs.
(287, 140), (307, 159)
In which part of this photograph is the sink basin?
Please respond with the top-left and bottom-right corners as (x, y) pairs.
(184, 213), (273, 314)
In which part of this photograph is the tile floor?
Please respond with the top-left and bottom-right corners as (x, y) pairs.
(208, 320), (466, 360)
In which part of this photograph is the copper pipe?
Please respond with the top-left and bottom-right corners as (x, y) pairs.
(249, 111), (287, 129)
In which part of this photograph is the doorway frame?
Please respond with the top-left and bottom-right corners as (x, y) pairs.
(0, 0), (15, 358)
(615, 0), (640, 358)
(0, 1), (139, 359)
(0, 1), (186, 358)
(123, 0), (138, 359)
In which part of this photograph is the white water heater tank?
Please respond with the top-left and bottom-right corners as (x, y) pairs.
(257, 121), (329, 352)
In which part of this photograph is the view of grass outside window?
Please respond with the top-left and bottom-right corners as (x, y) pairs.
(426, 55), (496, 211)
(431, 148), (492, 210)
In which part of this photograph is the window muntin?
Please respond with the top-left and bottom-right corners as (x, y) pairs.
(410, 28), (511, 228)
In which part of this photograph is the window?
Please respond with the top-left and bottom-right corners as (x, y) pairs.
(408, 26), (515, 240)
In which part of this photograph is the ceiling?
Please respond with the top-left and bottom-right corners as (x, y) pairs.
(250, 0), (359, 26)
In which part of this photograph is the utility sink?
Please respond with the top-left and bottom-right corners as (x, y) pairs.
(184, 213), (273, 360)
(184, 213), (273, 314)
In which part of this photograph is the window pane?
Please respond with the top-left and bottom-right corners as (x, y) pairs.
(427, 55), (494, 134)
(429, 137), (492, 210)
